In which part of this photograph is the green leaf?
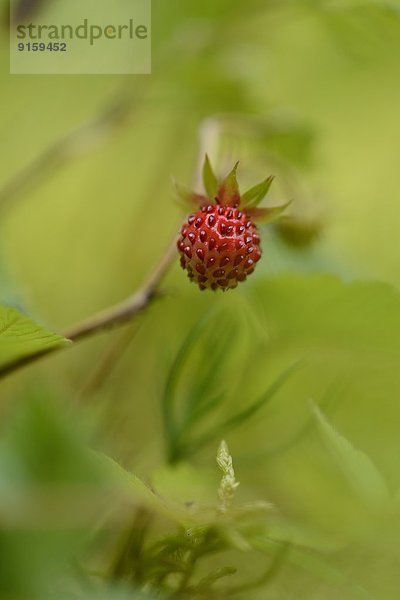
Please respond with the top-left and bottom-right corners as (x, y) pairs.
(0, 306), (68, 372)
(252, 537), (372, 599)
(188, 362), (300, 454)
(247, 200), (292, 224)
(82, 589), (157, 600)
(162, 309), (232, 463)
(202, 154), (218, 198)
(241, 176), (274, 208)
(172, 177), (206, 209)
(162, 314), (211, 452)
(216, 162), (240, 206)
(221, 362), (301, 432)
(182, 318), (238, 427)
(311, 403), (390, 509)
(0, 394), (104, 600)
(93, 452), (190, 524)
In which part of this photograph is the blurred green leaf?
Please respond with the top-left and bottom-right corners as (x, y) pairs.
(202, 154), (218, 198)
(248, 201), (293, 224)
(217, 162), (240, 206)
(80, 589), (157, 600)
(0, 395), (104, 599)
(93, 451), (194, 525)
(77, 589), (157, 600)
(219, 362), (301, 433)
(188, 362), (300, 456)
(172, 177), (205, 209)
(0, 397), (99, 488)
(162, 313), (211, 454)
(161, 309), (238, 463)
(241, 176), (274, 208)
(0, 306), (68, 372)
(252, 537), (372, 599)
(311, 403), (390, 509)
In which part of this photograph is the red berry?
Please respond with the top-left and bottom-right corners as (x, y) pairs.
(174, 156), (288, 292)
(177, 205), (262, 291)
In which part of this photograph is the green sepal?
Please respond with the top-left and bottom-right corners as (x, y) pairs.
(216, 162), (240, 206)
(202, 154), (218, 199)
(172, 177), (207, 208)
(241, 175), (274, 208)
(246, 200), (292, 224)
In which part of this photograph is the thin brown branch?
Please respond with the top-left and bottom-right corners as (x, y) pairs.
(0, 234), (178, 379)
(64, 235), (178, 342)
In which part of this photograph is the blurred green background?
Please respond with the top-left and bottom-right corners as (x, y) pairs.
(1, 0), (400, 598)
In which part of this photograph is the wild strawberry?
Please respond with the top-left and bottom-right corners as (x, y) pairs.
(176, 156), (289, 291)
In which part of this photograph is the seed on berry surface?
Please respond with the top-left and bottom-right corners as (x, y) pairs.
(199, 230), (207, 243)
(196, 248), (205, 261)
(213, 269), (225, 278)
(195, 217), (203, 228)
(188, 232), (196, 243)
(188, 215), (195, 224)
(208, 237), (216, 250)
(247, 246), (255, 255)
(245, 258), (254, 269)
(196, 264), (206, 275)
(237, 225), (245, 235)
(228, 269), (239, 279)
(207, 215), (216, 227)
(217, 279), (229, 287)
(220, 256), (230, 267)
(184, 246), (192, 258)
(207, 256), (216, 268)
(234, 254), (245, 266)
